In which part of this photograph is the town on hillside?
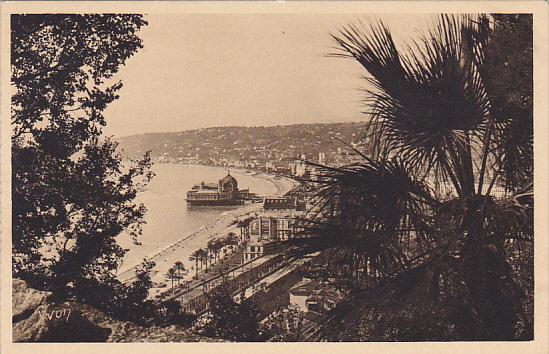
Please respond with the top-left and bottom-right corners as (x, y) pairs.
(10, 11), (535, 346)
(118, 122), (370, 174)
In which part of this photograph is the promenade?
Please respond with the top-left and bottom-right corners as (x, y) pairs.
(117, 171), (297, 298)
(164, 251), (287, 314)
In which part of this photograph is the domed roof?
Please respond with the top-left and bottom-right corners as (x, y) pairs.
(219, 171), (238, 190)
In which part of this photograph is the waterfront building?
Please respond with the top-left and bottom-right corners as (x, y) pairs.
(248, 215), (304, 241)
(179, 154), (199, 164)
(265, 160), (292, 174)
(318, 152), (326, 165)
(241, 196), (307, 241)
(264, 196), (306, 212)
(292, 161), (308, 177)
(243, 243), (264, 262)
(186, 171), (248, 206)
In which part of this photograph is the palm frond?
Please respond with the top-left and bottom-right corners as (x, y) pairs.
(485, 181), (533, 244)
(331, 15), (492, 195)
(301, 158), (440, 283)
(316, 233), (528, 341)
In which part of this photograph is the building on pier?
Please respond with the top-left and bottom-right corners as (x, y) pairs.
(187, 171), (252, 206)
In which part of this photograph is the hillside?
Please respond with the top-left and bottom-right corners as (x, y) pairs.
(116, 122), (369, 166)
(12, 279), (221, 342)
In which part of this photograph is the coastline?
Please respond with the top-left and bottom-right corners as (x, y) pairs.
(183, 163), (293, 196)
(117, 165), (298, 284)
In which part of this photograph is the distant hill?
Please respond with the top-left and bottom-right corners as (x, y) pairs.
(116, 122), (369, 165)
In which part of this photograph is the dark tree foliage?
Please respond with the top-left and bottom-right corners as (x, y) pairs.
(200, 285), (261, 341)
(11, 14), (154, 311)
(260, 304), (305, 342)
(301, 14), (533, 341)
(480, 14), (533, 191)
(155, 299), (198, 328)
(72, 259), (157, 325)
(117, 259), (158, 325)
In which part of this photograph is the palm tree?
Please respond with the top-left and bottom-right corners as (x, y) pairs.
(166, 268), (177, 293)
(174, 261), (185, 286)
(203, 245), (211, 268)
(189, 250), (201, 276)
(215, 243), (222, 262)
(303, 15), (533, 341)
(236, 220), (248, 241)
(208, 240), (223, 263)
(236, 217), (254, 243)
(197, 248), (209, 271)
(206, 241), (216, 263)
(226, 231), (240, 246)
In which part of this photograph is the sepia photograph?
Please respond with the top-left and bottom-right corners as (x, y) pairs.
(1, 1), (548, 351)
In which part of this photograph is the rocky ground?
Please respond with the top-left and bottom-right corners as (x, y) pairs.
(12, 279), (221, 342)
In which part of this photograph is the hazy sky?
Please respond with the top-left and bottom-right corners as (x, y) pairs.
(103, 14), (433, 138)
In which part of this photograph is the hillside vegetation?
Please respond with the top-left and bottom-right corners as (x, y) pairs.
(117, 122), (367, 162)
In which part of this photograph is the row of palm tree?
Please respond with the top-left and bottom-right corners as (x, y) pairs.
(236, 217), (253, 241)
(163, 225), (249, 300)
(166, 261), (187, 292)
(188, 233), (241, 277)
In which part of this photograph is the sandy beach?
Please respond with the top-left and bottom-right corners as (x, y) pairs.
(117, 169), (297, 289)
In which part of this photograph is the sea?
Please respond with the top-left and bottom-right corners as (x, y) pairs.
(116, 163), (279, 273)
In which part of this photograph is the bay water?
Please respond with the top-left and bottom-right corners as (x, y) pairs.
(117, 163), (279, 274)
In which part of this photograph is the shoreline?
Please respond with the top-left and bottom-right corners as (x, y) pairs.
(181, 163), (293, 196)
(117, 165), (298, 282)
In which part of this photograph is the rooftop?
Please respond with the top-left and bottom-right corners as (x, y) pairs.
(264, 197), (298, 210)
